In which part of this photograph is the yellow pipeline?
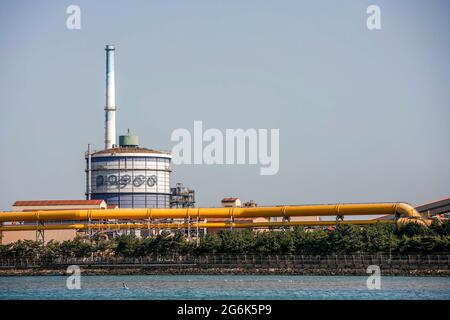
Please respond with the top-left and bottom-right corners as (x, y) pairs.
(0, 219), (393, 232)
(0, 202), (422, 223)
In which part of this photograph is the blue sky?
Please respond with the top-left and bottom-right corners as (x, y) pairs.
(0, 0), (449, 210)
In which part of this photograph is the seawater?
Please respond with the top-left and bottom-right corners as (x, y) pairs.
(0, 275), (449, 300)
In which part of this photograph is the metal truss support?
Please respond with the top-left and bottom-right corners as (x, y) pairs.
(187, 217), (191, 241)
(196, 215), (200, 247)
(88, 217), (92, 242)
(282, 216), (290, 231)
(393, 208), (400, 232)
(36, 221), (45, 244)
(335, 214), (344, 227)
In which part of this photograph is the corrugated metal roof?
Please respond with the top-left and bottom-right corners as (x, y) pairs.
(415, 197), (450, 211)
(91, 147), (170, 156)
(13, 200), (105, 206)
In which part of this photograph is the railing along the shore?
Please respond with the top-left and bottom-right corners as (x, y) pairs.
(0, 254), (449, 270)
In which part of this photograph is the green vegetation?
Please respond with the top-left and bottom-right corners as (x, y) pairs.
(1, 221), (449, 259)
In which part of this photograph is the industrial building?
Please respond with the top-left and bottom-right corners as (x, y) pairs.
(0, 44), (439, 245)
(374, 197), (450, 222)
(12, 200), (108, 211)
(221, 198), (241, 207)
(415, 197), (450, 219)
(86, 135), (172, 208)
(170, 183), (195, 208)
(85, 45), (173, 209)
(2, 200), (109, 244)
(0, 45), (179, 244)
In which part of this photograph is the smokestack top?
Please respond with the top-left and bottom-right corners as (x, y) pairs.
(106, 44), (115, 51)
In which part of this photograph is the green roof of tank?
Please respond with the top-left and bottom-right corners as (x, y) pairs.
(119, 130), (139, 147)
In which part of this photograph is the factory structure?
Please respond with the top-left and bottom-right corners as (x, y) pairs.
(0, 45), (197, 244)
(0, 45), (445, 245)
(85, 45), (173, 209)
(86, 136), (172, 209)
(0, 44), (257, 244)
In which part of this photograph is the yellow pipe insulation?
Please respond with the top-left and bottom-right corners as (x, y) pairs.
(0, 202), (422, 222)
(0, 202), (429, 232)
(0, 219), (393, 232)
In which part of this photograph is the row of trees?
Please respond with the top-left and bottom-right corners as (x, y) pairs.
(0, 221), (449, 259)
(194, 221), (450, 255)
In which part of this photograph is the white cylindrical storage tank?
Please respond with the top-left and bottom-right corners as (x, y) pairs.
(86, 147), (172, 208)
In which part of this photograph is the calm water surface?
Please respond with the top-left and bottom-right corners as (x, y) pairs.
(0, 275), (449, 300)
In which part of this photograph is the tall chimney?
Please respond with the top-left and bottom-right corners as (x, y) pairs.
(105, 45), (116, 149)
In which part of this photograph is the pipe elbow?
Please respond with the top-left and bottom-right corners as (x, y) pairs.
(395, 203), (434, 227)
(395, 202), (422, 219)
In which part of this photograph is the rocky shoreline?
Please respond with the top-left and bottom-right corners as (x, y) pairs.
(1, 266), (449, 277)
